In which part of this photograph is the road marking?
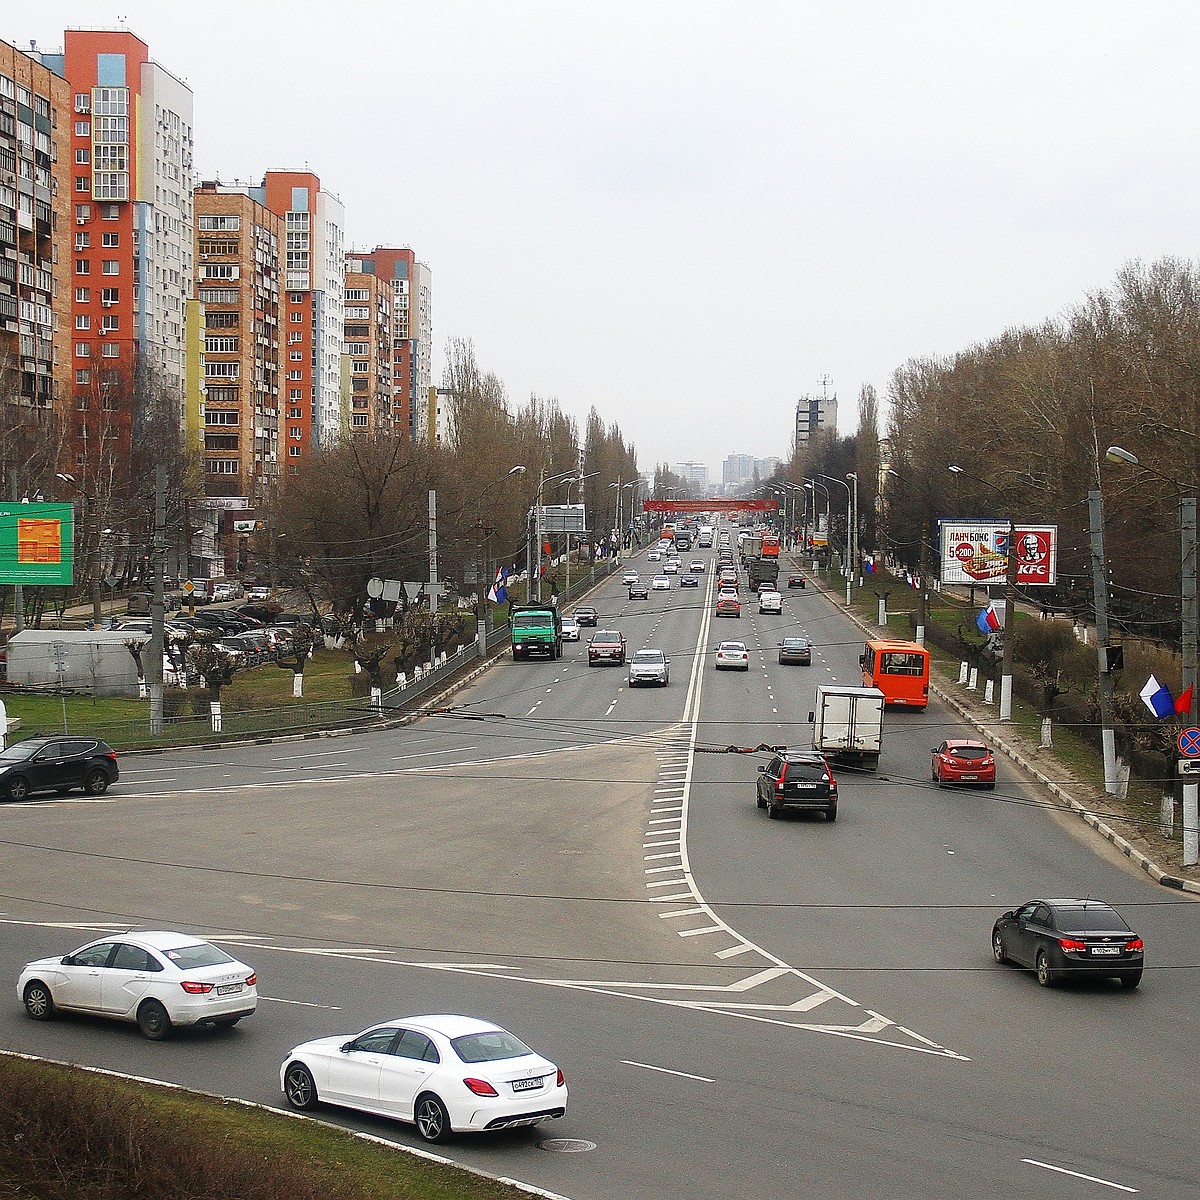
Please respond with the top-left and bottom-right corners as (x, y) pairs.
(621, 1060), (715, 1084)
(643, 852), (681, 861)
(677, 925), (723, 937)
(648, 817), (680, 825)
(390, 746), (479, 763)
(259, 995), (341, 1010)
(643, 839), (680, 848)
(658, 907), (705, 919)
(1021, 1160), (1137, 1193)
(275, 748), (363, 761)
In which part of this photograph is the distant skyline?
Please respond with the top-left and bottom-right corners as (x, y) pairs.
(16, 2), (1200, 475)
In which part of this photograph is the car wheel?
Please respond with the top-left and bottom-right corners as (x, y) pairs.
(1119, 971), (1142, 990)
(283, 1062), (318, 1110)
(825, 806), (837, 822)
(136, 998), (172, 1040)
(992, 931), (1008, 964)
(1035, 950), (1056, 988)
(766, 801), (778, 819)
(6, 775), (30, 802)
(23, 980), (55, 1021)
(83, 769), (110, 796)
(415, 1092), (451, 1143)
(756, 788), (766, 809)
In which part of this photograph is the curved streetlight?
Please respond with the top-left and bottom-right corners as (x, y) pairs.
(804, 479), (830, 571)
(819, 474), (853, 606)
(846, 472), (860, 586)
(475, 465), (525, 650)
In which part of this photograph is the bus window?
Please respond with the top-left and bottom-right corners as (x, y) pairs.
(861, 640), (929, 707)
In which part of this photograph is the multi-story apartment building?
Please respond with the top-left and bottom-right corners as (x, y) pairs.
(796, 390), (837, 447)
(193, 181), (283, 501)
(0, 40), (71, 418)
(342, 268), (391, 438)
(39, 29), (193, 472)
(344, 247), (432, 439)
(675, 461), (709, 491)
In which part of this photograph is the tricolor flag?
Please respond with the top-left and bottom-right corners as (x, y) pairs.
(1139, 674), (1175, 720)
(1176, 684), (1195, 716)
(487, 566), (509, 605)
(976, 603), (1003, 634)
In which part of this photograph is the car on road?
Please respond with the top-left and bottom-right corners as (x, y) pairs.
(622, 569), (639, 585)
(932, 739), (996, 787)
(777, 637), (813, 665)
(18, 931), (258, 1039)
(280, 1014), (567, 1143)
(628, 580), (649, 600)
(0, 736), (119, 802)
(588, 629), (627, 665)
(756, 751), (838, 821)
(689, 560), (706, 573)
(680, 574), (699, 588)
(991, 899), (1143, 988)
(715, 594), (741, 618)
(647, 550), (662, 562)
(573, 606), (598, 627)
(246, 585), (271, 601)
(561, 616), (580, 641)
(758, 589), (783, 614)
(787, 574), (807, 589)
(718, 568), (739, 588)
(714, 640), (749, 670)
(628, 648), (670, 687)
(651, 575), (671, 591)
(663, 559), (679, 574)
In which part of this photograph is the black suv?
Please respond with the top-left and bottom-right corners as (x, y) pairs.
(0, 737), (120, 802)
(573, 606), (599, 627)
(756, 751), (837, 821)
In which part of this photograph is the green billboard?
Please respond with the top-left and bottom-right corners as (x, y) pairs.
(0, 502), (75, 586)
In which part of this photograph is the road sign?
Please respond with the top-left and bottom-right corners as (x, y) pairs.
(183, 579), (195, 594)
(1179, 758), (1200, 776)
(366, 576), (384, 599)
(1179, 728), (1200, 757)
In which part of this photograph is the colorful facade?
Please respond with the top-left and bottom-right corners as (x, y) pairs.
(343, 269), (392, 438)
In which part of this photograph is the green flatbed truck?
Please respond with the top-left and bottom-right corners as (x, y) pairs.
(509, 603), (563, 660)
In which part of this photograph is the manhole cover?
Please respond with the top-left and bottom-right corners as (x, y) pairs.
(538, 1138), (596, 1153)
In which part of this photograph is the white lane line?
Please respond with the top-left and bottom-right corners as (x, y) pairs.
(677, 925), (723, 937)
(648, 892), (696, 902)
(648, 817), (680, 825)
(645, 879), (688, 888)
(390, 746), (478, 763)
(525, 705), (540, 716)
(1021, 1160), (1137, 1193)
(652, 804), (682, 812)
(621, 1059), (715, 1084)
(275, 748), (363, 761)
(606, 701), (617, 716)
(644, 865), (683, 874)
(715, 942), (757, 959)
(259, 995), (342, 1009)
(659, 908), (705, 919)
(644, 852), (681, 861)
(643, 839), (680, 848)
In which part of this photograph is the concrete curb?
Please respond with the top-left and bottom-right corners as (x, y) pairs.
(798, 559), (1200, 897)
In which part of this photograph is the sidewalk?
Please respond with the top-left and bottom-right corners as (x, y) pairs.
(794, 556), (1200, 895)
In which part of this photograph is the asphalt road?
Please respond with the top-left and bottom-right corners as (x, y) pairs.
(1, 529), (1197, 1200)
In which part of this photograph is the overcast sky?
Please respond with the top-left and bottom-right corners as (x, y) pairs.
(17, 2), (1200, 477)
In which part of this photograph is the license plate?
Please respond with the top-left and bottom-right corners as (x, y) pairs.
(793, 783), (817, 791)
(960, 775), (978, 781)
(1090, 945), (1121, 956)
(216, 982), (243, 995)
(511, 1077), (543, 1093)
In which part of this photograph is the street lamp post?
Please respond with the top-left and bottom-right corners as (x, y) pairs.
(477, 465), (525, 654)
(948, 464), (1017, 721)
(564, 471), (598, 597)
(819, 474), (853, 605)
(805, 480), (830, 573)
(57, 472), (103, 628)
(847, 472), (860, 585)
(531, 468), (577, 602)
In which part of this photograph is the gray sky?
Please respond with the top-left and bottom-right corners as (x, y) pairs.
(18, 2), (1200, 477)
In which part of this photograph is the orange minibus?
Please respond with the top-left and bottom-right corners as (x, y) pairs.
(860, 639), (930, 707)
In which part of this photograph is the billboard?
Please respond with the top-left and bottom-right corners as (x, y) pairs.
(940, 520), (1057, 586)
(540, 504), (587, 533)
(0, 502), (75, 586)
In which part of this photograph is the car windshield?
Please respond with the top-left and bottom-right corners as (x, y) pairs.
(594, 631), (621, 641)
(719, 643), (745, 652)
(782, 639), (808, 649)
(634, 651), (664, 664)
(161, 942), (235, 970)
(1056, 906), (1129, 932)
(0, 741), (43, 762)
(949, 746), (989, 760)
(452, 1029), (533, 1063)
(513, 614), (551, 630)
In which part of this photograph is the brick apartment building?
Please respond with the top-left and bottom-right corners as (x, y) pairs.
(343, 268), (391, 438)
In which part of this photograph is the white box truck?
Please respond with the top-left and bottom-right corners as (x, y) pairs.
(809, 685), (885, 771)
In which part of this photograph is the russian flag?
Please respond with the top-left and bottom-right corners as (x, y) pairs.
(1139, 674), (1175, 720)
(487, 566), (509, 605)
(976, 603), (1003, 634)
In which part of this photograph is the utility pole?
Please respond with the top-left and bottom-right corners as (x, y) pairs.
(1088, 489), (1120, 795)
(10, 476), (24, 633)
(998, 516), (1018, 720)
(915, 521), (928, 645)
(428, 489), (439, 610)
(148, 466), (166, 735)
(1181, 497), (1198, 865)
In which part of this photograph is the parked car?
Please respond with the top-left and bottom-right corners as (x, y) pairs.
(0, 736), (119, 802)
(758, 589), (783, 614)
(991, 899), (1143, 988)
(778, 636), (813, 665)
(561, 616), (581, 641)
(18, 931), (257, 1038)
(573, 606), (598, 627)
(756, 751), (838, 821)
(628, 581), (650, 600)
(714, 640), (750, 670)
(588, 630), (627, 665)
(932, 739), (997, 788)
(787, 574), (807, 589)
(628, 648), (670, 686)
(280, 1014), (566, 1143)
(246, 585), (271, 601)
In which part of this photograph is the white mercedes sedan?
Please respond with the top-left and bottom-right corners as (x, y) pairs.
(281, 1013), (567, 1143)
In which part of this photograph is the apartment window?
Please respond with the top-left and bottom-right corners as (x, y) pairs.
(103, 204), (119, 219)
(75, 314), (90, 330)
(74, 233), (89, 250)
(289, 292), (303, 303)
(205, 410), (240, 426)
(352, 414), (368, 429)
(74, 120), (89, 137)
(101, 260), (119, 275)
(74, 204), (90, 221)
(288, 393), (302, 405)
(290, 350), (302, 362)
(75, 176), (89, 192)
(287, 369), (302, 381)
(289, 311), (302, 323)
(198, 215), (240, 231)
(205, 337), (239, 353)
(75, 341), (90, 357)
(288, 446), (302, 458)
(75, 369), (91, 385)
(101, 342), (119, 358)
(101, 315), (119, 331)
(75, 287), (90, 302)
(345, 288), (369, 301)
(198, 288), (239, 304)
(101, 288), (119, 305)
(75, 259), (89, 275)
(345, 305), (369, 320)
(353, 360), (369, 374)
(75, 148), (90, 165)
(102, 232), (119, 248)
(205, 361), (240, 378)
(74, 93), (90, 113)
(205, 459), (240, 475)
(205, 311), (239, 328)
(288, 332), (302, 344)
(289, 426), (303, 439)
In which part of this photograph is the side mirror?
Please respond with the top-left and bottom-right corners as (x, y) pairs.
(807, 710), (815, 723)
(757, 765), (766, 773)
(61, 955), (74, 966)
(858, 654), (866, 667)
(1002, 911), (1015, 921)
(931, 748), (940, 754)
(340, 1040), (356, 1053)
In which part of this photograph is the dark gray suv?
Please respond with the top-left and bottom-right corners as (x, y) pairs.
(756, 751), (838, 821)
(0, 737), (120, 802)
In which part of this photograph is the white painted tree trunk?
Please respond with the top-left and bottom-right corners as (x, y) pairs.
(210, 700), (222, 733)
(293, 672), (303, 698)
(371, 686), (382, 713)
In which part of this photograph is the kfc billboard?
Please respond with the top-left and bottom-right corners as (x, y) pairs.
(940, 520), (1057, 586)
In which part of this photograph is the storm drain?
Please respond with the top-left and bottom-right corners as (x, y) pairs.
(538, 1138), (597, 1153)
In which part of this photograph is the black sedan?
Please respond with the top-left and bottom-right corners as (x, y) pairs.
(0, 736), (120, 802)
(573, 606), (598, 627)
(787, 574), (807, 589)
(778, 637), (812, 665)
(992, 899), (1143, 989)
(679, 574), (699, 588)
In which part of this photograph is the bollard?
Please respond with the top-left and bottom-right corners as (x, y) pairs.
(983, 679), (994, 704)
(967, 667), (978, 691)
(1040, 717), (1053, 748)
(958, 661), (969, 685)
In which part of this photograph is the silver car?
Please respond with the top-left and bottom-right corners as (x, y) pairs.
(628, 648), (670, 687)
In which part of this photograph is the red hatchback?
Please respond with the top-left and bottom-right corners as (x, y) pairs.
(932, 739), (996, 788)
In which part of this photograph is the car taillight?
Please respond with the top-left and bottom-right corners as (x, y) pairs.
(105, 752), (118, 763)
(180, 980), (214, 993)
(245, 973), (257, 987)
(1125, 938), (1144, 952)
(1059, 938), (1088, 953)
(463, 1077), (498, 1096)
(776, 762), (788, 793)
(556, 1068), (565, 1087)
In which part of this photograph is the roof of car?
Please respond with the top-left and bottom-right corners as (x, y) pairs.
(943, 739), (989, 749)
(633, 649), (665, 659)
(592, 629), (623, 638)
(718, 641), (747, 650)
(119, 931), (210, 950)
(388, 1014), (504, 1039)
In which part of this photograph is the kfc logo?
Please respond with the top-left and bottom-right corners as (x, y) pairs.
(1016, 529), (1051, 582)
